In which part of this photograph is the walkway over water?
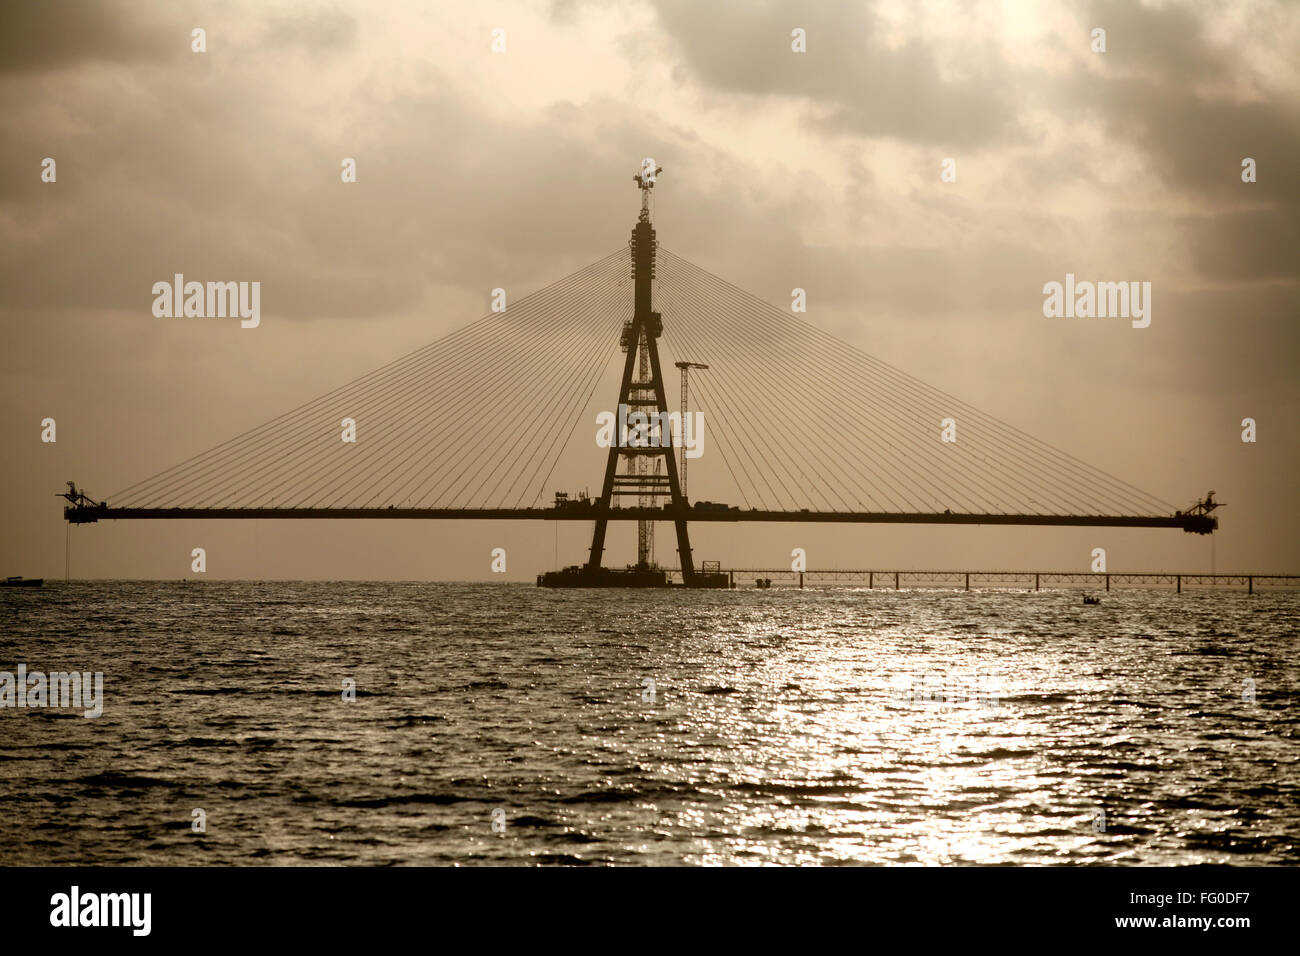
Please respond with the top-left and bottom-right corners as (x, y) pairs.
(698, 570), (1298, 591)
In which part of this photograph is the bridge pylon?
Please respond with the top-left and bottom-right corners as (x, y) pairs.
(584, 164), (697, 584)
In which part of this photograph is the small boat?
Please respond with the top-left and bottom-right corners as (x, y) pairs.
(2, 576), (43, 588)
(1082, 594), (1100, 605)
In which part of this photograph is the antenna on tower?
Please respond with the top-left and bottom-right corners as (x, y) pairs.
(633, 159), (662, 221)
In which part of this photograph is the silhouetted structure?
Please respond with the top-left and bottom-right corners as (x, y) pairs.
(61, 167), (1221, 586)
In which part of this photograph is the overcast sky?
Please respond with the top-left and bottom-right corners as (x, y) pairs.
(2, 0), (1296, 580)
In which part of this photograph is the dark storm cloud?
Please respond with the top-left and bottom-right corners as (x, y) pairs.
(650, 0), (1298, 286)
(0, 60), (710, 320)
(1081, 82), (1300, 281)
(0, 0), (181, 74)
(0, 1), (610, 320)
(1085, 0), (1228, 81)
(648, 0), (1017, 146)
(1076, 1), (1300, 282)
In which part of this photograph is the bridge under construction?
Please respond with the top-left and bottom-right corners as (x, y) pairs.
(61, 164), (1220, 586)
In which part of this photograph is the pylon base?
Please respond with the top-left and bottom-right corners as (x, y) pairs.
(536, 565), (730, 588)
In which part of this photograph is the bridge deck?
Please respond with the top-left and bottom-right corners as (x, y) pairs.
(63, 505), (1216, 533)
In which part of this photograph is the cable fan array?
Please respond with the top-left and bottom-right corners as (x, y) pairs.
(655, 247), (1172, 517)
(112, 250), (630, 510)
(111, 245), (1174, 519)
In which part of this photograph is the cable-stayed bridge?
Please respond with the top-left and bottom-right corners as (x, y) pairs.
(62, 166), (1219, 586)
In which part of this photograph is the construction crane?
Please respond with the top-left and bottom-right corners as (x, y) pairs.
(1179, 491), (1224, 519)
(674, 361), (708, 501)
(58, 481), (101, 509)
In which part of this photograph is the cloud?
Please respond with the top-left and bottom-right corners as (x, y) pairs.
(260, 6), (359, 55)
(0, 0), (181, 75)
(648, 0), (1018, 146)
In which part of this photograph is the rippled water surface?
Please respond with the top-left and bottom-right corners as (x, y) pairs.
(1, 582), (1297, 865)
